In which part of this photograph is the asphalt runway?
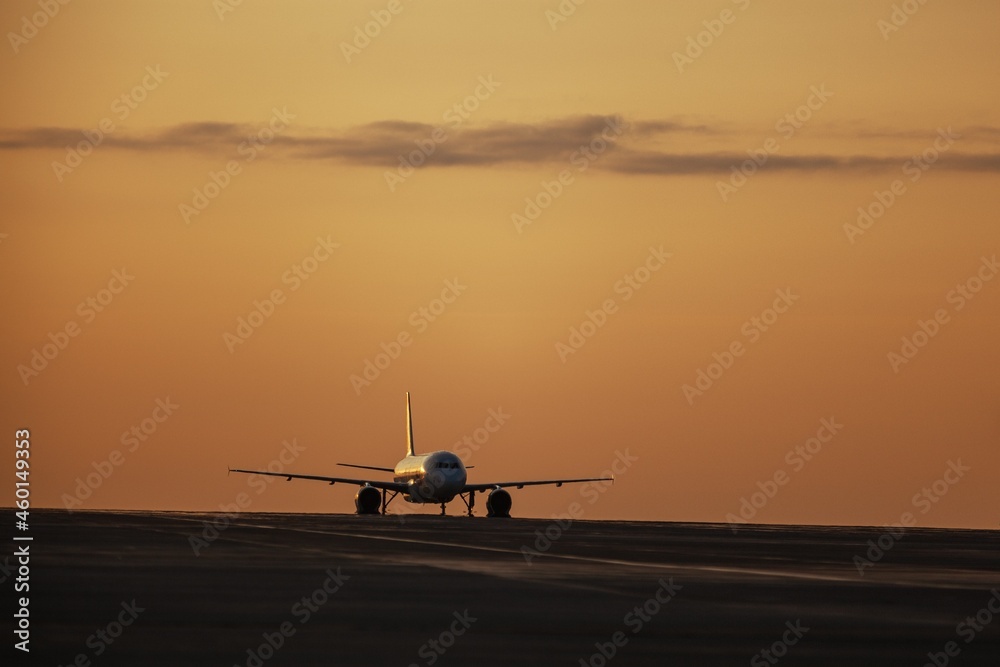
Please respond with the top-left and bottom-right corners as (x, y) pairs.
(8, 509), (1000, 666)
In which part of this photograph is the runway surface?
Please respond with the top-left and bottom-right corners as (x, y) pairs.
(8, 509), (1000, 665)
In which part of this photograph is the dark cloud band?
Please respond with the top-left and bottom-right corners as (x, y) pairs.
(2, 116), (998, 175)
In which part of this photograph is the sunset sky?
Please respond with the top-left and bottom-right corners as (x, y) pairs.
(3, 0), (998, 529)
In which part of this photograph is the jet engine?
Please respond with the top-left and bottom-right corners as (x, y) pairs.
(354, 485), (381, 515)
(486, 488), (512, 518)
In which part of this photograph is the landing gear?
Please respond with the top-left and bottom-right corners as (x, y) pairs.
(380, 489), (400, 515)
(457, 490), (476, 517)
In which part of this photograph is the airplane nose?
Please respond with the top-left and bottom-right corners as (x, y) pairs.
(441, 469), (466, 497)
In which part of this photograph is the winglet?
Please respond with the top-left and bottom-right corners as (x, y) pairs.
(405, 391), (415, 457)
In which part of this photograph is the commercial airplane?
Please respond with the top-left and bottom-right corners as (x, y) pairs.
(229, 393), (613, 517)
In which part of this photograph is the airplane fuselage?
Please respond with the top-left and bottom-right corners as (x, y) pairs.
(394, 450), (467, 503)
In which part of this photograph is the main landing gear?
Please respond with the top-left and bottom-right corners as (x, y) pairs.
(457, 490), (477, 517)
(381, 488), (400, 515)
(357, 486), (498, 518)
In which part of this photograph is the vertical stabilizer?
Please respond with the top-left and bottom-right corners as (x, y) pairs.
(405, 392), (415, 456)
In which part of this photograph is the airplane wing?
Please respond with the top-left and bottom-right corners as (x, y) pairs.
(228, 468), (408, 492)
(462, 476), (613, 493)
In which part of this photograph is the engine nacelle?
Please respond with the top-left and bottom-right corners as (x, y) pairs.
(486, 488), (512, 518)
(355, 485), (381, 515)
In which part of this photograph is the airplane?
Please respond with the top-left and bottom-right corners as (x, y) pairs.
(228, 392), (613, 517)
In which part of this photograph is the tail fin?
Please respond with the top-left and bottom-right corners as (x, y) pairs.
(405, 391), (415, 457)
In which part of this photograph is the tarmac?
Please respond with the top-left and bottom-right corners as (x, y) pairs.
(8, 509), (1000, 665)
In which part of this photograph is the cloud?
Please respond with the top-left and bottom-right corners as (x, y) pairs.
(0, 121), (249, 152)
(2, 116), (999, 176)
(288, 114), (633, 167)
(605, 149), (1000, 175)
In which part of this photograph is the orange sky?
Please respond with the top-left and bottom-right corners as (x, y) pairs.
(2, 0), (998, 528)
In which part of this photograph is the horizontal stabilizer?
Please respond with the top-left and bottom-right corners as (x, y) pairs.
(338, 463), (394, 473)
